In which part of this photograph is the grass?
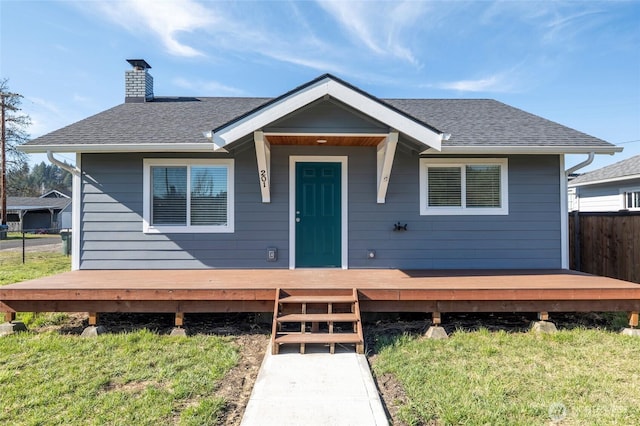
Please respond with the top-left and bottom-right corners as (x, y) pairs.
(4, 232), (60, 240)
(373, 328), (640, 425)
(0, 330), (239, 425)
(0, 250), (71, 286)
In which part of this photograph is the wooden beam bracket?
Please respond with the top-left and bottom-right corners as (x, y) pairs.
(629, 311), (639, 328)
(88, 312), (98, 326)
(538, 311), (549, 321)
(376, 131), (399, 204)
(254, 131), (271, 203)
(432, 311), (442, 325)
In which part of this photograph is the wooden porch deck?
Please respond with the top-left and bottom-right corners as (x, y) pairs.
(2, 269), (640, 319)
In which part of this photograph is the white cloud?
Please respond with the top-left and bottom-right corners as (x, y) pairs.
(316, 0), (425, 65)
(433, 69), (520, 93)
(89, 0), (216, 57)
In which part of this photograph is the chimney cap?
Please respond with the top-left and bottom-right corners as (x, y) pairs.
(126, 59), (152, 70)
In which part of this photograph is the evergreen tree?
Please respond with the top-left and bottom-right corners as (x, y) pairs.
(1, 79), (30, 172)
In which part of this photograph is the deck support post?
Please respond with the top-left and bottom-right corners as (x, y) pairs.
(88, 312), (98, 326)
(531, 311), (557, 333)
(425, 311), (448, 339)
(81, 312), (105, 337)
(622, 312), (640, 337)
(0, 312), (27, 336)
(170, 312), (187, 336)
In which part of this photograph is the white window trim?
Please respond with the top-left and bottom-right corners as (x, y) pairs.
(620, 186), (640, 211)
(143, 158), (234, 233)
(419, 158), (509, 216)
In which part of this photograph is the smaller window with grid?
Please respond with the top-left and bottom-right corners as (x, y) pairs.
(622, 188), (640, 211)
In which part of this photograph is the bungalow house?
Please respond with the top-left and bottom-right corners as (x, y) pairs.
(569, 154), (640, 212)
(17, 59), (622, 271)
(6, 60), (639, 346)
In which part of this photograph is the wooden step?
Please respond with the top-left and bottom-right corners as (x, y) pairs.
(271, 288), (364, 355)
(276, 313), (358, 323)
(274, 332), (362, 345)
(278, 295), (355, 304)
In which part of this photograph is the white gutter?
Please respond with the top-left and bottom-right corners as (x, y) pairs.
(420, 146), (622, 155)
(565, 152), (595, 175)
(47, 151), (80, 175)
(21, 143), (215, 154)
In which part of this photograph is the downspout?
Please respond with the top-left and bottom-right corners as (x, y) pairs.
(561, 152), (594, 270)
(47, 151), (81, 271)
(565, 152), (595, 176)
(47, 151), (80, 175)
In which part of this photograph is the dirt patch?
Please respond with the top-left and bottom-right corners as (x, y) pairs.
(215, 333), (270, 425)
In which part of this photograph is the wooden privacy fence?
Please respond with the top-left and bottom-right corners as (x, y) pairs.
(569, 212), (640, 284)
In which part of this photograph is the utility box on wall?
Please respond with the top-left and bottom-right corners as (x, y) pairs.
(267, 247), (278, 262)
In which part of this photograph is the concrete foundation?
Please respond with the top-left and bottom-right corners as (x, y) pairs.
(622, 328), (640, 337)
(424, 326), (448, 339)
(531, 320), (557, 333)
(80, 325), (106, 337)
(169, 327), (187, 337)
(0, 321), (28, 336)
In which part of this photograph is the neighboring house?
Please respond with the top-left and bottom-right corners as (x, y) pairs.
(569, 155), (640, 212)
(6, 193), (71, 232)
(19, 59), (621, 271)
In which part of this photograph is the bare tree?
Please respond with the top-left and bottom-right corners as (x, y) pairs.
(1, 79), (31, 225)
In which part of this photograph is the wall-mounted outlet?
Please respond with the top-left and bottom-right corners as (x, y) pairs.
(267, 247), (278, 262)
(367, 250), (376, 259)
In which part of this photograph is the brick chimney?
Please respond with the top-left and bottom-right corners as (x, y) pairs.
(125, 59), (153, 103)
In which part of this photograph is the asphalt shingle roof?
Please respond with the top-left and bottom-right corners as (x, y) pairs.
(569, 154), (640, 185)
(7, 197), (71, 211)
(22, 93), (614, 150)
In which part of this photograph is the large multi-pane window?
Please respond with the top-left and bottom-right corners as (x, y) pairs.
(143, 159), (234, 233)
(420, 158), (508, 215)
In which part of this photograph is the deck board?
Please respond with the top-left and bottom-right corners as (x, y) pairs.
(1, 269), (639, 314)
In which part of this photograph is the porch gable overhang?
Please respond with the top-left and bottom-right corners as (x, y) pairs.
(211, 74), (445, 152)
(216, 75), (445, 204)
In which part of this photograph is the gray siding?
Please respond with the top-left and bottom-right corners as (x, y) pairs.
(79, 150), (562, 270)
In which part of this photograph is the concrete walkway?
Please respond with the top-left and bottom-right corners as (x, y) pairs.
(241, 344), (389, 426)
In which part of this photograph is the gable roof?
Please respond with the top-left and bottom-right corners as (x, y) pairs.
(211, 74), (443, 151)
(19, 75), (620, 155)
(569, 154), (640, 187)
(40, 189), (71, 199)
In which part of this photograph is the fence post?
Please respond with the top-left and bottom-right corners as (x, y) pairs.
(22, 231), (25, 264)
(573, 211), (581, 271)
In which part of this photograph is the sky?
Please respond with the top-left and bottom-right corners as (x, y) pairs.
(1, 0), (639, 172)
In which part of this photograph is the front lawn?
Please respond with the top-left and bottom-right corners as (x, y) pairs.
(0, 251), (71, 286)
(0, 330), (239, 425)
(373, 328), (640, 425)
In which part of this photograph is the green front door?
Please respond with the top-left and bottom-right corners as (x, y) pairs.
(295, 162), (341, 267)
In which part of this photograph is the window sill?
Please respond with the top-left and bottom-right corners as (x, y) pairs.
(143, 224), (234, 234)
(420, 207), (509, 216)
